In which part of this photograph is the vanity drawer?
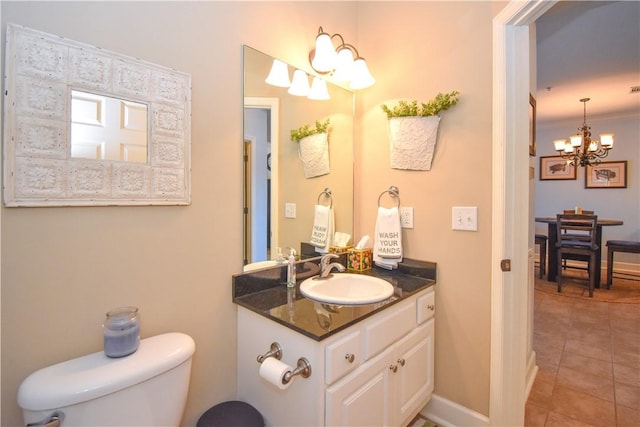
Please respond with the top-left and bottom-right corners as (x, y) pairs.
(364, 300), (416, 359)
(417, 290), (435, 323)
(325, 330), (362, 384)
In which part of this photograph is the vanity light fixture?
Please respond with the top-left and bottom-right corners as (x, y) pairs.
(288, 69), (311, 96)
(308, 77), (330, 101)
(553, 98), (614, 167)
(310, 26), (375, 90)
(265, 59), (291, 87)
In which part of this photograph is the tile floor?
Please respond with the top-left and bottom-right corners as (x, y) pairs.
(525, 275), (640, 426)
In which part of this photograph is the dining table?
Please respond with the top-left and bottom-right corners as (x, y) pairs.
(535, 216), (624, 287)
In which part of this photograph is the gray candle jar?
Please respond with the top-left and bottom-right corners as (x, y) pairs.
(103, 307), (140, 358)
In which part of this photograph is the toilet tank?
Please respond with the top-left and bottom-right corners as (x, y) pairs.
(18, 332), (196, 427)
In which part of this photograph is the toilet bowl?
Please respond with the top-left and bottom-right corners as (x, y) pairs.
(18, 332), (196, 426)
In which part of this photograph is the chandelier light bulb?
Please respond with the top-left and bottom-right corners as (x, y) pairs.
(600, 133), (615, 148)
(553, 139), (567, 151)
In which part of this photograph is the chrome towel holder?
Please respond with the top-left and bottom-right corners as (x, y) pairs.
(317, 187), (333, 208)
(378, 185), (400, 208)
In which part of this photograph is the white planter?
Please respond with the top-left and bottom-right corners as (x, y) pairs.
(388, 116), (441, 171)
(298, 132), (330, 178)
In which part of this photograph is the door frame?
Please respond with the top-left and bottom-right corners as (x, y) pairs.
(244, 97), (280, 260)
(490, 1), (555, 425)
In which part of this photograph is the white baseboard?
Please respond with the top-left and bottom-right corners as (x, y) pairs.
(421, 394), (490, 427)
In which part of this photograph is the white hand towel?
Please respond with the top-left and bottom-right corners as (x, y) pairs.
(314, 207), (335, 254)
(374, 206), (403, 268)
(310, 204), (331, 248)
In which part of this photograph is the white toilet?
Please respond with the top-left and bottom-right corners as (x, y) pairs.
(17, 332), (196, 426)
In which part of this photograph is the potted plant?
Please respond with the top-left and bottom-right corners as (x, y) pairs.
(381, 91), (460, 170)
(291, 119), (331, 178)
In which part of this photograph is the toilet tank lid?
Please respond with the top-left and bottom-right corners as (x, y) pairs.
(17, 332), (196, 411)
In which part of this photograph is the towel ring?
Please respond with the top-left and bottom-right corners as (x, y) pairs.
(317, 188), (333, 208)
(378, 186), (400, 208)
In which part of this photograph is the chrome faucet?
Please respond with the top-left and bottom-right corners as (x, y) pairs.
(319, 253), (346, 279)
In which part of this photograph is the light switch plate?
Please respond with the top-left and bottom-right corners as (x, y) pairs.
(285, 203), (296, 219)
(452, 206), (478, 231)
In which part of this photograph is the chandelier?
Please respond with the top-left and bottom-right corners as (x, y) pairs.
(553, 98), (614, 167)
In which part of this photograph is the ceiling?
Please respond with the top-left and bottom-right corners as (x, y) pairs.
(536, 1), (639, 125)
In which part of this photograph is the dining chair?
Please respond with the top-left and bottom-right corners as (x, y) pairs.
(556, 213), (599, 297)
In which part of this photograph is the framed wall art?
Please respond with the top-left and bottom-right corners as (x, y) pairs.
(540, 156), (576, 180)
(529, 93), (536, 156)
(585, 161), (627, 189)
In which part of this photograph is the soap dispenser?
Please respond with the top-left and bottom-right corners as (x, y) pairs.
(287, 252), (297, 288)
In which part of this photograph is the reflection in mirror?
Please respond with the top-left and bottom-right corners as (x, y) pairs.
(243, 46), (354, 268)
(71, 90), (148, 163)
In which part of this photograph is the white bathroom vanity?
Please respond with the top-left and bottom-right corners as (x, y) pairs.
(234, 262), (435, 427)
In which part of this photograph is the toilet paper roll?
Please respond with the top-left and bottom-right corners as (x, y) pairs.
(259, 357), (293, 390)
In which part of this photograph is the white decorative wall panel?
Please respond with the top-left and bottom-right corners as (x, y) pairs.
(3, 24), (192, 206)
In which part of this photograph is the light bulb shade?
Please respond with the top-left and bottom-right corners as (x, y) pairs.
(288, 70), (310, 96)
(569, 135), (582, 147)
(349, 58), (375, 90)
(553, 139), (568, 151)
(312, 32), (337, 72)
(265, 59), (291, 87)
(564, 144), (575, 153)
(600, 133), (614, 148)
(332, 47), (355, 82)
(308, 77), (330, 100)
(587, 140), (599, 152)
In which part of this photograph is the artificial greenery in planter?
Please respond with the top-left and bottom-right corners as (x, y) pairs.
(291, 119), (331, 178)
(381, 91), (460, 171)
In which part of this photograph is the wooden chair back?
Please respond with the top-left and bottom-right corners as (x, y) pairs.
(556, 214), (598, 251)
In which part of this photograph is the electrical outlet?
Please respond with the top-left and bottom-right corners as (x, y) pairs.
(400, 207), (414, 229)
(452, 206), (478, 231)
(285, 203), (296, 219)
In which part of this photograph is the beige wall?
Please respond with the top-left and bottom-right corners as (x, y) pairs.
(1, 1), (501, 425)
(354, 2), (498, 415)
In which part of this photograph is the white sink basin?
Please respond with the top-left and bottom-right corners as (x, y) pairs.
(300, 273), (394, 305)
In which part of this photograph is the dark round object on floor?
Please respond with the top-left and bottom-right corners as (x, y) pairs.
(196, 401), (264, 427)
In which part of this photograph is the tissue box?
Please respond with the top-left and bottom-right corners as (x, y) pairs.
(347, 248), (372, 271)
(330, 245), (353, 254)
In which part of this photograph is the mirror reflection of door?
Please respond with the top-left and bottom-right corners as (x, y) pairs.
(71, 90), (148, 163)
(243, 139), (253, 265)
(244, 101), (278, 265)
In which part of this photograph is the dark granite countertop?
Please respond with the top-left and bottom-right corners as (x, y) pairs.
(233, 256), (436, 341)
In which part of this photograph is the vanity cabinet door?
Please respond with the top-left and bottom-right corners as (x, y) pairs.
(395, 319), (435, 426)
(325, 345), (395, 427)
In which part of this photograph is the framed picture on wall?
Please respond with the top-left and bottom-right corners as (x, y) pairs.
(585, 161), (627, 188)
(540, 156), (576, 180)
(529, 93), (536, 156)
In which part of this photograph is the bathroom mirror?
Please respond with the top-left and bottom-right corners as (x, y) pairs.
(243, 46), (354, 267)
(3, 24), (191, 207)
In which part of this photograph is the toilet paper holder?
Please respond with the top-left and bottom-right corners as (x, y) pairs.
(256, 342), (283, 363)
(256, 342), (312, 383)
(283, 357), (311, 384)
